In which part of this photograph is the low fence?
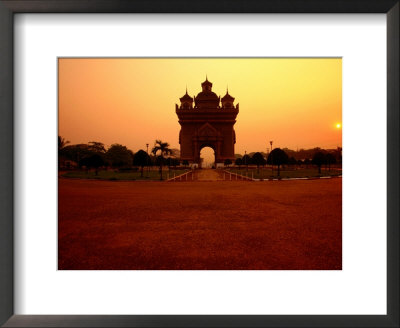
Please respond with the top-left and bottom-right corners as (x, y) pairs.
(222, 169), (342, 181)
(167, 170), (194, 182)
(222, 170), (253, 181)
(167, 169), (342, 182)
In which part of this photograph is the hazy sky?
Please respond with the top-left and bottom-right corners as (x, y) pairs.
(59, 58), (342, 160)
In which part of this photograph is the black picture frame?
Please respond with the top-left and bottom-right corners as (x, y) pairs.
(0, 1), (398, 327)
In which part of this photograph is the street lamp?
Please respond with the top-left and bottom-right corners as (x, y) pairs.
(269, 141), (273, 173)
(146, 143), (149, 177)
(244, 150), (248, 171)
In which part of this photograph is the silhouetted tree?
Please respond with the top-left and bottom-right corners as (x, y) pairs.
(58, 136), (70, 168)
(336, 147), (342, 164)
(252, 152), (266, 173)
(172, 158), (180, 168)
(106, 144), (133, 168)
(235, 157), (242, 170)
(166, 157), (172, 169)
(304, 158), (311, 168)
(88, 141), (106, 154)
(58, 136), (70, 151)
(87, 141), (107, 169)
(155, 155), (167, 167)
(326, 153), (336, 171)
(166, 157), (179, 169)
(224, 159), (232, 167)
(242, 154), (251, 171)
(149, 155), (157, 167)
(60, 144), (92, 167)
(288, 156), (297, 166)
(312, 151), (326, 174)
(133, 149), (150, 177)
(80, 154), (105, 175)
(151, 140), (172, 180)
(267, 148), (289, 177)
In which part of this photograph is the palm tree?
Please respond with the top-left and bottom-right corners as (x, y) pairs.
(151, 140), (172, 180)
(58, 136), (70, 151)
(58, 136), (70, 169)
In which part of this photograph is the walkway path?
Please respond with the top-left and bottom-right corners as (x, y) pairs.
(194, 169), (224, 181)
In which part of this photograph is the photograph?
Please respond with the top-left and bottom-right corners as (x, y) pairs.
(1, 0), (397, 325)
(58, 58), (342, 270)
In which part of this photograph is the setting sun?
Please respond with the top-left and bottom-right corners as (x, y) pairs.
(336, 123), (342, 129)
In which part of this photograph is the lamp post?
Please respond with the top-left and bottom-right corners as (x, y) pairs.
(269, 141), (273, 173)
(146, 143), (149, 177)
(245, 150), (248, 171)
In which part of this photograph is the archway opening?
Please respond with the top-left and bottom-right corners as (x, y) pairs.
(200, 146), (215, 169)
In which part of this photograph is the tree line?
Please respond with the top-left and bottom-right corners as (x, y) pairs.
(58, 137), (179, 179)
(228, 147), (341, 176)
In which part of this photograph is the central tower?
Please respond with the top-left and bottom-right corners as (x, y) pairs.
(175, 78), (239, 165)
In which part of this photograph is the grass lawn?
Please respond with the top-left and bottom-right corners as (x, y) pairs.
(58, 178), (342, 270)
(225, 167), (342, 179)
(62, 169), (189, 181)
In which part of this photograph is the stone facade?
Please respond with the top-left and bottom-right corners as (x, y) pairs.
(175, 79), (239, 164)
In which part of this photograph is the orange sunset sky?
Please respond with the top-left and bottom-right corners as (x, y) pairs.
(59, 58), (342, 157)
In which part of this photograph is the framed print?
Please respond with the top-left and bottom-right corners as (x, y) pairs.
(0, 1), (398, 327)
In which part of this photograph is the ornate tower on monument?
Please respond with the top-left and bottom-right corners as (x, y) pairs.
(175, 78), (239, 165)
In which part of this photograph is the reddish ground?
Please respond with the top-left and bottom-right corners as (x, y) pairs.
(58, 178), (342, 270)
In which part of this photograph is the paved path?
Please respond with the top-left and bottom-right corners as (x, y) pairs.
(195, 169), (224, 181)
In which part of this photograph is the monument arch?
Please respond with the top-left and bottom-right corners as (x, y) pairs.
(175, 78), (239, 165)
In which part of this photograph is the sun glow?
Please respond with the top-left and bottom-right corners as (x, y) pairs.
(59, 58), (342, 153)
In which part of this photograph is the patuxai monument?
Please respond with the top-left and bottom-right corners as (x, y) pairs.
(175, 78), (239, 166)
